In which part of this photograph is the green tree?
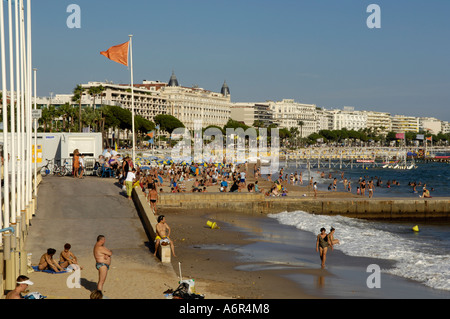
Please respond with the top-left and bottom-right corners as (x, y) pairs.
(154, 114), (184, 134)
(223, 118), (250, 131)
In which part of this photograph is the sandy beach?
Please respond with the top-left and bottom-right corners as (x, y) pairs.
(14, 169), (450, 300)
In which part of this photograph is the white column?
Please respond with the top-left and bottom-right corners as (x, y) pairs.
(8, 0), (16, 224)
(19, 0), (26, 210)
(1, 0), (11, 231)
(14, 0), (22, 219)
(26, 0), (32, 204)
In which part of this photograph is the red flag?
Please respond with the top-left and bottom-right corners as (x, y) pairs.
(100, 41), (129, 66)
(395, 133), (405, 139)
(426, 136), (432, 142)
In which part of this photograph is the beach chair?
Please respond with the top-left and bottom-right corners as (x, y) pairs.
(100, 164), (115, 178)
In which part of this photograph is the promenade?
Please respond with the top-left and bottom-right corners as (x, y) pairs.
(23, 176), (180, 299)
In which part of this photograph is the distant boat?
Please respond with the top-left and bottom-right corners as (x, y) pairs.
(356, 159), (374, 163)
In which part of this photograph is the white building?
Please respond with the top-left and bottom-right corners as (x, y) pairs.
(391, 114), (420, 133)
(328, 107), (368, 131)
(268, 99), (317, 137)
(442, 121), (450, 134)
(362, 110), (392, 135)
(81, 81), (168, 122)
(78, 72), (232, 130)
(160, 73), (231, 130)
(419, 117), (442, 135)
(315, 107), (333, 132)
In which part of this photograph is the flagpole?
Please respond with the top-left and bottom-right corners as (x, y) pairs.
(128, 34), (135, 164)
(33, 68), (37, 197)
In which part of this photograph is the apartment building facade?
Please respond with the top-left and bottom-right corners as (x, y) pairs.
(268, 99), (317, 137)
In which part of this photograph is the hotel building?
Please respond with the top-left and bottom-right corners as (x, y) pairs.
(268, 99), (317, 137)
(160, 73), (231, 130)
(78, 72), (231, 130)
(390, 114), (420, 133)
(362, 110), (392, 135)
(328, 107), (368, 131)
(230, 102), (274, 127)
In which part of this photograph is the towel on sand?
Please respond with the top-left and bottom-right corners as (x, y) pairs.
(32, 265), (68, 274)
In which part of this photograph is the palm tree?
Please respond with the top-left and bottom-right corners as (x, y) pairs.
(59, 103), (72, 131)
(88, 86), (98, 109)
(39, 106), (53, 132)
(72, 84), (85, 132)
(297, 120), (305, 147)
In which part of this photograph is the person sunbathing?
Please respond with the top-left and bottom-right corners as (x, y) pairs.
(59, 243), (83, 270)
(38, 248), (64, 272)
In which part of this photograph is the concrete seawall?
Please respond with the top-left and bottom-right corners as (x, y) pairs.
(158, 193), (450, 220)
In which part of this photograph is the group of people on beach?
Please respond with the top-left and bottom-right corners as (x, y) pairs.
(37, 244), (83, 273)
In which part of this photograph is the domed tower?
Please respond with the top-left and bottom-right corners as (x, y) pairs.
(168, 70), (179, 87)
(221, 80), (230, 97)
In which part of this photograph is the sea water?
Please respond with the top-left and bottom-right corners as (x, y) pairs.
(268, 210), (450, 292)
(282, 161), (450, 198)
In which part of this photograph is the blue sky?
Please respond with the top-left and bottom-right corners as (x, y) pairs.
(14, 0), (450, 121)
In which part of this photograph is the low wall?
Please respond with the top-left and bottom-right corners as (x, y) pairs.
(158, 193), (450, 220)
(132, 188), (171, 262)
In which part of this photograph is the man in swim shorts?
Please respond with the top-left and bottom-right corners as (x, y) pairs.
(147, 185), (158, 215)
(93, 235), (112, 291)
(154, 215), (176, 257)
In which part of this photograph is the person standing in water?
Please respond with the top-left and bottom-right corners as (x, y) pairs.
(328, 227), (340, 247)
(316, 228), (331, 269)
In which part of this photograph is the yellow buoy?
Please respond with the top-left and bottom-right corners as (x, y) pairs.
(412, 225), (419, 232)
(206, 220), (219, 229)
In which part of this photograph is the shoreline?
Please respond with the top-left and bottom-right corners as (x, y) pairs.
(162, 207), (450, 299)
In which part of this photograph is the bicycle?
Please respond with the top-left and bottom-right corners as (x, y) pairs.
(53, 160), (70, 177)
(40, 159), (69, 177)
(39, 159), (54, 177)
